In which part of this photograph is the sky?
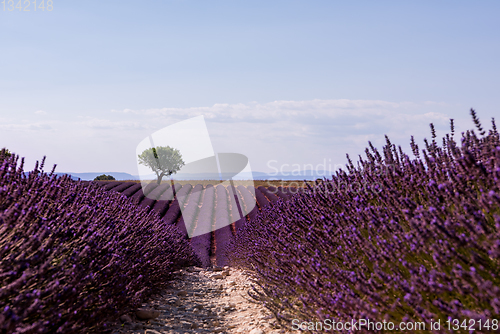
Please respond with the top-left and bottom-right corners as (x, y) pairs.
(0, 0), (499, 176)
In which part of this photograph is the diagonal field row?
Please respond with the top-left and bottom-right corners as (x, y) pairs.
(84, 181), (303, 267)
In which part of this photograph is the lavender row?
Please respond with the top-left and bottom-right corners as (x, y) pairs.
(191, 185), (215, 268)
(251, 186), (270, 209)
(236, 185), (259, 222)
(278, 186), (302, 197)
(257, 185), (280, 204)
(266, 186), (290, 201)
(229, 111), (500, 332)
(102, 181), (124, 190)
(179, 184), (204, 237)
(158, 183), (184, 225)
(157, 182), (181, 202)
(173, 184), (194, 237)
(109, 181), (136, 194)
(137, 183), (171, 213)
(121, 183), (143, 197)
(217, 185), (244, 267)
(0, 155), (199, 333)
(227, 185), (243, 222)
(147, 182), (171, 200)
(214, 185), (233, 267)
(130, 182), (158, 205)
(229, 185), (247, 233)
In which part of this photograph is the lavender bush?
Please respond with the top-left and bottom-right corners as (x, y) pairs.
(258, 186), (280, 204)
(138, 183), (172, 212)
(191, 185), (214, 267)
(236, 185), (259, 222)
(214, 185), (234, 267)
(174, 184), (195, 237)
(102, 181), (124, 191)
(252, 186), (270, 209)
(229, 110), (500, 333)
(129, 182), (158, 205)
(120, 183), (142, 198)
(0, 155), (199, 333)
(233, 186), (249, 232)
(267, 185), (290, 201)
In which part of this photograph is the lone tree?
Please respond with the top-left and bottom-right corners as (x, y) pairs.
(138, 146), (185, 185)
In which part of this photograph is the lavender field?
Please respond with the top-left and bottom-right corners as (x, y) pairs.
(0, 155), (199, 333)
(88, 180), (300, 268)
(229, 111), (500, 333)
(1, 111), (500, 333)
(0, 151), (299, 333)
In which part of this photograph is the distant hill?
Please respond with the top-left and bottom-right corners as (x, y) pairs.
(53, 172), (139, 181)
(52, 170), (339, 181)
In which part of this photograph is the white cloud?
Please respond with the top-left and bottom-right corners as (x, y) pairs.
(3, 99), (474, 174)
(106, 98), (466, 173)
(0, 122), (54, 131)
(34, 110), (47, 115)
(109, 99), (452, 126)
(78, 117), (155, 131)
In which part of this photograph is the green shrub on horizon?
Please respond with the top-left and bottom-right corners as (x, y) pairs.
(0, 147), (11, 162)
(94, 174), (116, 181)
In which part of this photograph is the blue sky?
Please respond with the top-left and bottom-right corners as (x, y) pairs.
(1, 0), (499, 175)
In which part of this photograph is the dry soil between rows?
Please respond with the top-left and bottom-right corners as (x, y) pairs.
(107, 266), (293, 334)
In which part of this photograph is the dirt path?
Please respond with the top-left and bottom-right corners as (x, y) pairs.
(107, 266), (292, 334)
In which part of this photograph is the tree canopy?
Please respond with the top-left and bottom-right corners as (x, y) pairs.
(138, 146), (185, 184)
(94, 174), (116, 181)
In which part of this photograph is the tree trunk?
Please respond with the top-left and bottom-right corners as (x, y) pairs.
(170, 177), (176, 197)
(156, 172), (166, 185)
